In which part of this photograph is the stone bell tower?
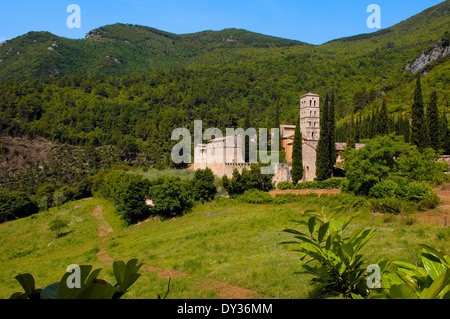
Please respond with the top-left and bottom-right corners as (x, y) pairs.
(300, 93), (320, 141)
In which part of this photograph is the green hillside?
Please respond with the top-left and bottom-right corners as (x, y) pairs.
(0, 1), (449, 198)
(0, 24), (304, 81)
(1, 195), (448, 299)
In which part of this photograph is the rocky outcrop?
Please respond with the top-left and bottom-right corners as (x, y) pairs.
(405, 39), (449, 74)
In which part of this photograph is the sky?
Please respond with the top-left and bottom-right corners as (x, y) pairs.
(0, 0), (445, 45)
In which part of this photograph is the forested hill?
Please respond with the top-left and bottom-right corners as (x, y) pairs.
(0, 2), (449, 196)
(0, 24), (305, 81)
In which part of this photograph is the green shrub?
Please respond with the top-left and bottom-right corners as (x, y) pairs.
(368, 197), (405, 214)
(222, 163), (274, 197)
(282, 206), (375, 298)
(96, 170), (151, 225)
(277, 181), (295, 190)
(237, 189), (273, 204)
(319, 177), (347, 189)
(417, 192), (440, 210)
(296, 181), (320, 189)
(190, 168), (217, 203)
(49, 218), (69, 238)
(148, 176), (193, 218)
(402, 182), (435, 202)
(369, 180), (400, 198)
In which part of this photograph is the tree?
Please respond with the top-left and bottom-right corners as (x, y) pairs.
(291, 117), (303, 184)
(148, 176), (193, 218)
(427, 91), (440, 151)
(328, 92), (336, 174)
(343, 135), (446, 196)
(273, 100), (282, 151)
(439, 109), (450, 155)
(411, 75), (430, 149)
(316, 94), (330, 181)
(190, 168), (217, 202)
(0, 191), (39, 223)
(377, 98), (389, 136)
(243, 109), (252, 163)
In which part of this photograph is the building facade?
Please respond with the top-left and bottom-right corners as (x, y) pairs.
(193, 92), (363, 183)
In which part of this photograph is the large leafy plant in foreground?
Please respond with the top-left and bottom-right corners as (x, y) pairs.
(282, 206), (375, 298)
(365, 245), (450, 299)
(10, 259), (143, 299)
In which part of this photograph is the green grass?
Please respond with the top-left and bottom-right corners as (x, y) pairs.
(0, 195), (448, 299)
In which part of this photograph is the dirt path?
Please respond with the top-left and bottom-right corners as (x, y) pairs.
(413, 184), (449, 226)
(90, 205), (260, 299)
(91, 206), (114, 264)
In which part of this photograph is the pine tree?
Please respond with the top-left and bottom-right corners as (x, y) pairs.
(427, 91), (440, 151)
(411, 75), (430, 149)
(328, 92), (336, 175)
(316, 94), (330, 181)
(377, 98), (389, 136)
(291, 116), (304, 184)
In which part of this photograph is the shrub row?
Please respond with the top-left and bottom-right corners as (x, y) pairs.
(277, 177), (347, 190)
(235, 189), (366, 210)
(94, 168), (217, 225)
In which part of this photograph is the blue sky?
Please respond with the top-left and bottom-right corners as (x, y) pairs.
(0, 0), (445, 45)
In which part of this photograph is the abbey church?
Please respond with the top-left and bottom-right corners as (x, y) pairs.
(193, 93), (364, 183)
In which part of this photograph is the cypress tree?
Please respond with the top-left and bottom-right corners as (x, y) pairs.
(377, 98), (389, 136)
(243, 109), (251, 162)
(347, 113), (356, 149)
(440, 109), (450, 154)
(403, 116), (411, 143)
(328, 92), (336, 175)
(316, 94), (330, 181)
(291, 116), (304, 184)
(273, 100), (282, 151)
(427, 91), (440, 151)
(411, 75), (430, 149)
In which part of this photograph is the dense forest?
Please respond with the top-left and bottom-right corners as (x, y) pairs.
(0, 1), (449, 201)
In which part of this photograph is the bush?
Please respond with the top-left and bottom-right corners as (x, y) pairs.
(277, 181), (295, 190)
(368, 197), (405, 214)
(49, 218), (69, 238)
(96, 170), (151, 225)
(222, 163), (274, 197)
(319, 177), (347, 189)
(368, 180), (400, 199)
(402, 182), (435, 202)
(190, 168), (217, 203)
(148, 176), (193, 218)
(417, 192), (440, 210)
(237, 189), (273, 204)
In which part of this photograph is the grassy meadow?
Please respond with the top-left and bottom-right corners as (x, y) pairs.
(0, 193), (448, 299)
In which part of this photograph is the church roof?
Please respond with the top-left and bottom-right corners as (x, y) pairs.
(300, 92), (320, 98)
